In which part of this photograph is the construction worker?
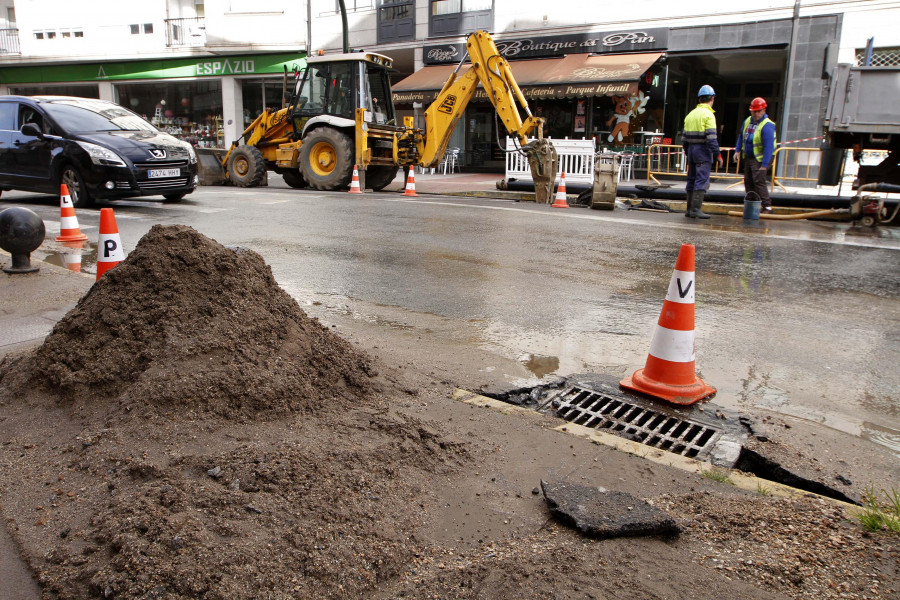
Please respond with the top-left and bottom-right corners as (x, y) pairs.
(734, 97), (777, 214)
(682, 85), (723, 219)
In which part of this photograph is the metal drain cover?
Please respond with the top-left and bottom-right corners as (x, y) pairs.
(552, 385), (743, 466)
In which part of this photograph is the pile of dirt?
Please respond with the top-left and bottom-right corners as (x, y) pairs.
(8, 225), (377, 420)
(0, 224), (473, 599)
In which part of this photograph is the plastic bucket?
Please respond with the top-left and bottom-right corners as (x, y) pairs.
(743, 192), (761, 220)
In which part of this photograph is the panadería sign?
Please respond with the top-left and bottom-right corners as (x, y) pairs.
(424, 28), (667, 65)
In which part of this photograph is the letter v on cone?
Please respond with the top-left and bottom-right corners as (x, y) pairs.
(96, 208), (124, 280)
(619, 243), (716, 405)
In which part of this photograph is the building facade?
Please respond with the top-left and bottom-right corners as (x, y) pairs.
(1, 0), (897, 176)
(0, 0), (309, 147)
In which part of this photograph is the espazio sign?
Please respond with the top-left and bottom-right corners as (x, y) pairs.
(424, 28), (668, 65)
(0, 53), (306, 84)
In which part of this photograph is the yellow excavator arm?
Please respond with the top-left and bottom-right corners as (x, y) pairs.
(416, 30), (558, 202)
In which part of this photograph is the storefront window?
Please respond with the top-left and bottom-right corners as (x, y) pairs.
(590, 63), (670, 150)
(9, 84), (99, 98)
(242, 79), (289, 128)
(115, 80), (223, 148)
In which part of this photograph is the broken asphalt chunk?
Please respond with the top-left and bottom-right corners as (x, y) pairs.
(541, 480), (680, 540)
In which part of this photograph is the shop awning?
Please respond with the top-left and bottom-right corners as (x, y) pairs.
(392, 52), (662, 104)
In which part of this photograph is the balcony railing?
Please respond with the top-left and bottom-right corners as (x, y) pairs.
(0, 28), (21, 54)
(165, 17), (206, 47)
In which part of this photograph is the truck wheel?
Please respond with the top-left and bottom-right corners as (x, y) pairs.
(282, 169), (308, 189)
(366, 166), (399, 191)
(299, 128), (353, 191)
(227, 145), (266, 187)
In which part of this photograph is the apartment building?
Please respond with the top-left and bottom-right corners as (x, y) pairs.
(0, 0), (897, 173)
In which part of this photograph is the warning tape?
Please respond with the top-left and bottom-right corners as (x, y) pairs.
(778, 136), (824, 146)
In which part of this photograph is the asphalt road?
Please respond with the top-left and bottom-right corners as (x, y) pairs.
(3, 181), (899, 459)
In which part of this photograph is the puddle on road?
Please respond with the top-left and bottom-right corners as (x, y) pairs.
(41, 241), (99, 275)
(518, 353), (560, 378)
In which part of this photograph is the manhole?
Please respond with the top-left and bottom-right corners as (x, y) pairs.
(552, 385), (723, 461)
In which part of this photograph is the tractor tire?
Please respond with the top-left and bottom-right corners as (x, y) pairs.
(298, 128), (353, 191)
(282, 169), (308, 189)
(227, 145), (266, 188)
(366, 166), (399, 191)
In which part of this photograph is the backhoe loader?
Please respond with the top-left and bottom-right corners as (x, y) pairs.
(217, 30), (558, 202)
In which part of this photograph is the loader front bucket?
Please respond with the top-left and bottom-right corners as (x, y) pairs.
(196, 148), (228, 186)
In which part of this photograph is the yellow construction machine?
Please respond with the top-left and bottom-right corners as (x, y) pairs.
(217, 30), (558, 202)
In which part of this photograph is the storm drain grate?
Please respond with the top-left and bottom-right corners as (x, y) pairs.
(553, 385), (722, 460)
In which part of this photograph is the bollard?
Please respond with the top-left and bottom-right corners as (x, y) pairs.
(0, 207), (46, 274)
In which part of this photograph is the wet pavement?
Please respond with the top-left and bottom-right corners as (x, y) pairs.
(2, 175), (899, 461)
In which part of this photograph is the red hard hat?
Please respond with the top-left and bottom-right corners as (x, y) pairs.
(750, 97), (767, 111)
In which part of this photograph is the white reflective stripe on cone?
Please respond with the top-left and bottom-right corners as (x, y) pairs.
(61, 196), (73, 208)
(60, 216), (80, 230)
(665, 269), (695, 304)
(98, 234), (125, 262)
(648, 325), (695, 363)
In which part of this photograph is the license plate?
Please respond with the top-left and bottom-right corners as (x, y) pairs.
(148, 168), (180, 178)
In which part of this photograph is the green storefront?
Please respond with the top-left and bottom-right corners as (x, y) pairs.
(0, 52), (307, 148)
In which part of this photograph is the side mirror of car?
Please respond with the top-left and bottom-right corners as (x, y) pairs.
(21, 123), (43, 139)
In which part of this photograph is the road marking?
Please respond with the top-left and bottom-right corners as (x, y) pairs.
(384, 198), (900, 251)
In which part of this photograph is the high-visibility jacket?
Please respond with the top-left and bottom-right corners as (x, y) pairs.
(739, 115), (777, 168)
(682, 103), (720, 163)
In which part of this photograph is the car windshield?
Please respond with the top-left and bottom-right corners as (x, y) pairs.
(42, 100), (158, 133)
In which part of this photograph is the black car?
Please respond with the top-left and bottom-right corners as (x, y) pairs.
(0, 95), (198, 207)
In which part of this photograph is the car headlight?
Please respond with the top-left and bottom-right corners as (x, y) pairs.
(182, 141), (198, 164)
(76, 141), (126, 167)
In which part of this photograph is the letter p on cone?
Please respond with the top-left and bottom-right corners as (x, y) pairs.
(55, 184), (89, 242)
(620, 244), (716, 405)
(96, 208), (124, 280)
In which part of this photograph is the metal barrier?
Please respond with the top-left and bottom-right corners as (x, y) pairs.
(646, 144), (742, 185)
(506, 137), (595, 186)
(771, 147), (821, 192)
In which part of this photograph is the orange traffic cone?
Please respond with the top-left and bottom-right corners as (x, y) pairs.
(96, 208), (124, 280)
(620, 244), (716, 405)
(551, 172), (569, 208)
(349, 165), (362, 193)
(404, 168), (417, 197)
(55, 184), (89, 242)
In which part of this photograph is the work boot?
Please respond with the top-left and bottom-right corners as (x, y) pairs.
(684, 191), (695, 218)
(692, 190), (711, 219)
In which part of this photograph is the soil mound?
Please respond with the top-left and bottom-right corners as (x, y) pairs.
(22, 224), (376, 419)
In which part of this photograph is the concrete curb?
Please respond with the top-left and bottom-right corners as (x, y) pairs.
(452, 388), (861, 515)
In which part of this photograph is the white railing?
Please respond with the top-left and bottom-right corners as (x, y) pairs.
(506, 137), (596, 186)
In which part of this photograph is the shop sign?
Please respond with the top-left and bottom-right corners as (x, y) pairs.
(0, 53), (307, 84)
(424, 28), (667, 65)
(394, 82), (638, 104)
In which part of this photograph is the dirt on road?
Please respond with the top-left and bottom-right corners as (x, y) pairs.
(0, 226), (897, 599)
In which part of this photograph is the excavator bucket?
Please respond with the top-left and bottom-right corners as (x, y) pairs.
(196, 148), (228, 186)
(523, 138), (558, 204)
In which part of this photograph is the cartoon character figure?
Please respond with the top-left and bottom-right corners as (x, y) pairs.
(607, 96), (631, 143)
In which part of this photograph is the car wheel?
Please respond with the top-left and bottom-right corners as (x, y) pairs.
(60, 165), (93, 208)
(365, 166), (399, 191)
(282, 169), (308, 189)
(298, 128), (353, 191)
(227, 145), (266, 187)
(163, 192), (187, 202)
